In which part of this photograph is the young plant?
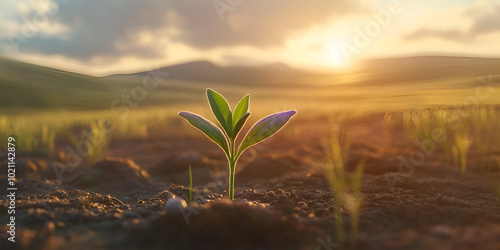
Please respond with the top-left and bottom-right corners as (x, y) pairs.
(189, 164), (193, 202)
(178, 89), (296, 200)
(324, 126), (365, 248)
(454, 131), (472, 175)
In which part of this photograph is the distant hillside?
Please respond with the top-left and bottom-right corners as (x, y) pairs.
(0, 57), (123, 110)
(0, 58), (317, 111)
(109, 60), (314, 87)
(356, 56), (500, 85)
(1, 56), (500, 111)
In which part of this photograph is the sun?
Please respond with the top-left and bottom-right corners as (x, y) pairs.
(327, 44), (349, 68)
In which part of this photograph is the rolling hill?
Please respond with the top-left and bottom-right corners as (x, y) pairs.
(1, 56), (500, 112)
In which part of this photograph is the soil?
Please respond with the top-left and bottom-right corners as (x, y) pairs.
(1, 113), (499, 250)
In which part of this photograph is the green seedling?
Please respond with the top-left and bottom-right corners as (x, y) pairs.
(189, 164), (193, 202)
(454, 132), (472, 175)
(325, 126), (365, 248)
(179, 88), (296, 200)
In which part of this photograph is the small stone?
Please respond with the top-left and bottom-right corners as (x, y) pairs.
(236, 199), (248, 205)
(200, 198), (209, 204)
(290, 189), (297, 195)
(266, 191), (275, 198)
(158, 190), (177, 200)
(276, 189), (284, 195)
(119, 204), (130, 210)
(314, 193), (323, 199)
(275, 183), (284, 188)
(165, 197), (187, 215)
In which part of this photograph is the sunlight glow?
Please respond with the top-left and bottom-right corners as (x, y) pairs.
(327, 44), (349, 68)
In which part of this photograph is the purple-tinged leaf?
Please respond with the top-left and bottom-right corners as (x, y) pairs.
(237, 110), (296, 157)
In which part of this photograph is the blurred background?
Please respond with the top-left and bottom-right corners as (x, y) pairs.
(0, 0), (499, 155)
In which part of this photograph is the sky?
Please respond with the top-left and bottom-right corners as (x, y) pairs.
(0, 0), (499, 76)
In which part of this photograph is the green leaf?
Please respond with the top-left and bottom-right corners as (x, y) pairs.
(237, 110), (296, 158)
(232, 94), (249, 128)
(232, 112), (251, 139)
(178, 111), (229, 156)
(225, 109), (233, 137)
(206, 88), (232, 135)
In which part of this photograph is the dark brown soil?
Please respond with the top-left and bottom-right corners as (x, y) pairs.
(1, 113), (499, 250)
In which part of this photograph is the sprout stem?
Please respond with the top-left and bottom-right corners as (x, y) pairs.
(229, 159), (236, 200)
(189, 164), (193, 202)
(228, 137), (237, 200)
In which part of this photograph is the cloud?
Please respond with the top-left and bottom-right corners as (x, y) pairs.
(404, 3), (500, 43)
(1, 0), (365, 63)
(5, 1), (174, 62)
(467, 4), (500, 35)
(171, 0), (366, 49)
(405, 29), (471, 42)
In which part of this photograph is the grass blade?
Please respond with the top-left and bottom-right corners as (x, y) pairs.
(189, 164), (193, 202)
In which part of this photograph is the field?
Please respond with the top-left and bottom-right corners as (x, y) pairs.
(1, 56), (500, 249)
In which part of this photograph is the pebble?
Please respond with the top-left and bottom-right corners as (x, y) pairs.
(236, 199), (248, 205)
(314, 193), (323, 199)
(157, 190), (177, 200)
(290, 189), (297, 195)
(266, 191), (275, 198)
(165, 198), (187, 215)
(119, 204), (130, 210)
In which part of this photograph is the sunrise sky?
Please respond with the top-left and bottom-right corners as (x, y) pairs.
(1, 0), (499, 76)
